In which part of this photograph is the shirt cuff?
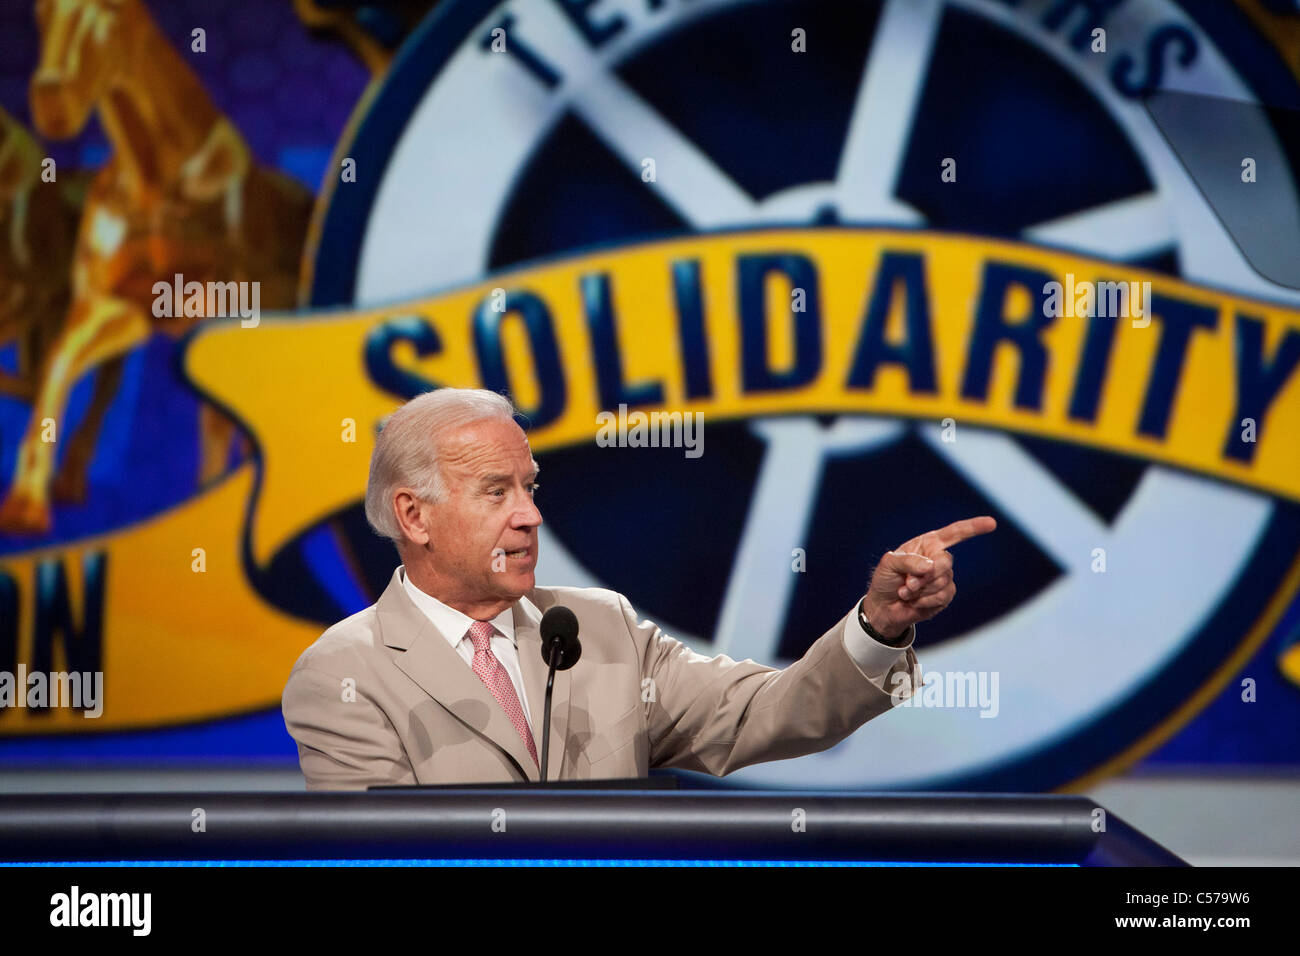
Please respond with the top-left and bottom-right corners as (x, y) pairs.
(841, 606), (914, 682)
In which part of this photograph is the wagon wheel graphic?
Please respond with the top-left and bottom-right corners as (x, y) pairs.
(308, 0), (1300, 789)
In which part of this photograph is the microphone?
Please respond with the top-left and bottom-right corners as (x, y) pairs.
(538, 605), (581, 782)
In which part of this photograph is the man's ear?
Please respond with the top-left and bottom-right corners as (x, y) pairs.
(393, 489), (431, 546)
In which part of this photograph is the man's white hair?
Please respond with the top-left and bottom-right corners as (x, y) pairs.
(364, 388), (517, 543)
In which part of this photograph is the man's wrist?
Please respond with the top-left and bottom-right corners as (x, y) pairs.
(858, 598), (910, 645)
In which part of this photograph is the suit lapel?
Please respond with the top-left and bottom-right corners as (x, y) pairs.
(515, 593), (571, 782)
(377, 567), (543, 782)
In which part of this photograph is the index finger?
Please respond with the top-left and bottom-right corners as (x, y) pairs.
(930, 515), (997, 549)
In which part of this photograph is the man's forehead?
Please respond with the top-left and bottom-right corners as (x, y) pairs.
(437, 421), (535, 469)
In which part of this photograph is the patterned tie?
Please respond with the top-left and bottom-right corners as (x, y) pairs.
(466, 620), (538, 768)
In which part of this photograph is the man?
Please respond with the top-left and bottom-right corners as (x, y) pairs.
(282, 388), (995, 789)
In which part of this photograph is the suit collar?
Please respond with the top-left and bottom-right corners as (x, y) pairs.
(375, 566), (570, 782)
(398, 565), (516, 650)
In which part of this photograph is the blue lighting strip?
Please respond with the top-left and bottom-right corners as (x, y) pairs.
(3, 859), (1077, 867)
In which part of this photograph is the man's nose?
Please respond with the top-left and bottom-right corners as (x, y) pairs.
(514, 495), (542, 528)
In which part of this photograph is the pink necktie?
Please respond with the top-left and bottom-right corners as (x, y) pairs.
(466, 620), (538, 768)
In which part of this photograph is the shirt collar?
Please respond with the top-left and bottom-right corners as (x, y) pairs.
(399, 565), (517, 650)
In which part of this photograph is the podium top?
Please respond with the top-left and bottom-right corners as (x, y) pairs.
(0, 790), (1185, 866)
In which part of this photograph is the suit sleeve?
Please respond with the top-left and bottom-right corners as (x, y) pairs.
(618, 595), (920, 776)
(282, 663), (417, 791)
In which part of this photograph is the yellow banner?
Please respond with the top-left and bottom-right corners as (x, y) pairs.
(185, 228), (1300, 569)
(0, 463), (321, 731)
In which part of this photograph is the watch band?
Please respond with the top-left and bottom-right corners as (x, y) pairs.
(858, 601), (910, 647)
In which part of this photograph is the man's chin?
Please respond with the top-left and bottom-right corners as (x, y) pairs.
(498, 570), (535, 598)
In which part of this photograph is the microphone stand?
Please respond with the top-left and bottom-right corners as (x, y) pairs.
(540, 642), (561, 782)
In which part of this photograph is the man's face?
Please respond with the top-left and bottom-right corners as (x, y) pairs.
(417, 417), (542, 606)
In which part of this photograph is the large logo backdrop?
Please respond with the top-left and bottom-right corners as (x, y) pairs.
(0, 0), (1298, 791)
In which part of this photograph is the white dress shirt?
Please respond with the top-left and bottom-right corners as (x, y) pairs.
(400, 566), (534, 731)
(841, 612), (915, 687)
(399, 566), (914, 723)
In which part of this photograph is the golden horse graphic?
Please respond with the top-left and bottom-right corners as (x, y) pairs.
(0, 104), (73, 404)
(0, 105), (119, 506)
(0, 0), (312, 534)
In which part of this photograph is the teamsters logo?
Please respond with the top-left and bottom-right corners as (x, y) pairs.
(3, 0), (1299, 792)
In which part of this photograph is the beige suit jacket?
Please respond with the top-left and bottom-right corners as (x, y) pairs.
(281, 566), (919, 789)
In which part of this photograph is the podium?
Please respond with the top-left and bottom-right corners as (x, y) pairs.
(0, 789), (1185, 865)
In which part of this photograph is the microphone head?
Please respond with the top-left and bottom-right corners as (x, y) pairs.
(539, 605), (581, 671)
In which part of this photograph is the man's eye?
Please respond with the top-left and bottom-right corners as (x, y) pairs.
(490, 489), (505, 497)
(528, 482), (540, 494)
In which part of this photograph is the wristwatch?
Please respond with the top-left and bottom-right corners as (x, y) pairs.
(858, 600), (911, 647)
